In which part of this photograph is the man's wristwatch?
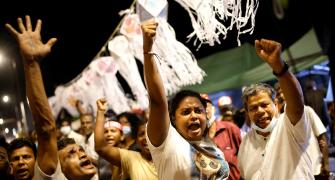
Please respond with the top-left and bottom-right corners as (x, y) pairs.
(273, 61), (289, 77)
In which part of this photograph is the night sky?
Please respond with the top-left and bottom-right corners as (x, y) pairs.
(0, 0), (316, 119)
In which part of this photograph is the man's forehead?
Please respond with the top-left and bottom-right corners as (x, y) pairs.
(11, 146), (34, 157)
(81, 118), (93, 124)
(248, 97), (273, 107)
(59, 143), (80, 152)
(249, 92), (272, 101)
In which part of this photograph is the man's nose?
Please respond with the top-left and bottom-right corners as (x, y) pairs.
(255, 106), (266, 115)
(18, 157), (25, 164)
(78, 151), (87, 159)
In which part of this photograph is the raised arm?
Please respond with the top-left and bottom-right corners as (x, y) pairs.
(67, 96), (88, 115)
(5, 16), (58, 174)
(94, 98), (121, 167)
(255, 39), (304, 125)
(141, 20), (170, 146)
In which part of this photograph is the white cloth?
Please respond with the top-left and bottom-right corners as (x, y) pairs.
(83, 133), (99, 161)
(308, 106), (327, 137)
(34, 161), (66, 180)
(240, 122), (252, 138)
(67, 130), (85, 147)
(146, 125), (192, 180)
(146, 123), (228, 180)
(306, 106), (327, 175)
(35, 161), (98, 180)
(238, 106), (316, 180)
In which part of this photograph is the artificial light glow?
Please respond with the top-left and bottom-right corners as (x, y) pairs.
(5, 128), (9, 134)
(2, 95), (9, 103)
(0, 53), (3, 65)
(0, 118), (3, 125)
(218, 96), (232, 106)
(13, 128), (17, 137)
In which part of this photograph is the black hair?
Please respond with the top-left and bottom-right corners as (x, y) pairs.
(117, 112), (142, 138)
(105, 109), (117, 121)
(233, 108), (246, 128)
(8, 138), (37, 159)
(58, 118), (72, 128)
(57, 138), (76, 150)
(242, 83), (276, 111)
(56, 108), (74, 128)
(169, 90), (207, 127)
(0, 135), (9, 151)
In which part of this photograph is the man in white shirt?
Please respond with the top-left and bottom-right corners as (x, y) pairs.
(274, 83), (330, 178)
(59, 119), (85, 146)
(238, 39), (315, 180)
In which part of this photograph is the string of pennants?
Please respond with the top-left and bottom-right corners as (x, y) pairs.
(48, 0), (259, 118)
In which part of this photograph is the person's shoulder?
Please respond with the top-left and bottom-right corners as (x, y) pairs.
(119, 148), (140, 157)
(70, 130), (84, 137)
(242, 129), (255, 142)
(216, 120), (239, 129)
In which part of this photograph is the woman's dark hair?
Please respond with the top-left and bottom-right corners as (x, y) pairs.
(169, 90), (207, 127)
(117, 112), (144, 138)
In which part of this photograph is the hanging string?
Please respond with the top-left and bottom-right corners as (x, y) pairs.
(63, 0), (137, 87)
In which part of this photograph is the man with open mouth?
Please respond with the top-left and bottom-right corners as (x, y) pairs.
(5, 15), (98, 180)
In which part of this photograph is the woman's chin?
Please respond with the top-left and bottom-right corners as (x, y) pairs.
(186, 129), (203, 141)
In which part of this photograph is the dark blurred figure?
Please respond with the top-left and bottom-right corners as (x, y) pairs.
(328, 101), (335, 156)
(304, 79), (331, 128)
(117, 112), (142, 152)
(233, 108), (247, 128)
(0, 136), (12, 180)
(219, 104), (236, 124)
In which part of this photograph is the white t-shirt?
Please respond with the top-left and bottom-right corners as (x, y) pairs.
(306, 106), (326, 175)
(34, 161), (66, 180)
(146, 123), (229, 180)
(308, 106), (327, 137)
(35, 160), (98, 180)
(238, 106), (317, 180)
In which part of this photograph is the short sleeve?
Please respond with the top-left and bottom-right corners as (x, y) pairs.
(34, 161), (67, 180)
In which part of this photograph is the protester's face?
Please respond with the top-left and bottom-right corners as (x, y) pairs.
(61, 121), (70, 127)
(118, 116), (130, 127)
(104, 127), (122, 147)
(246, 92), (277, 128)
(59, 144), (96, 180)
(174, 96), (207, 141)
(9, 146), (35, 180)
(80, 115), (94, 136)
(136, 124), (150, 154)
(0, 147), (9, 173)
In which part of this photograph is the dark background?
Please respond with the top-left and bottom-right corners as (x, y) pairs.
(0, 0), (333, 119)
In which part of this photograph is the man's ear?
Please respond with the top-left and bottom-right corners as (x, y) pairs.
(9, 162), (13, 175)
